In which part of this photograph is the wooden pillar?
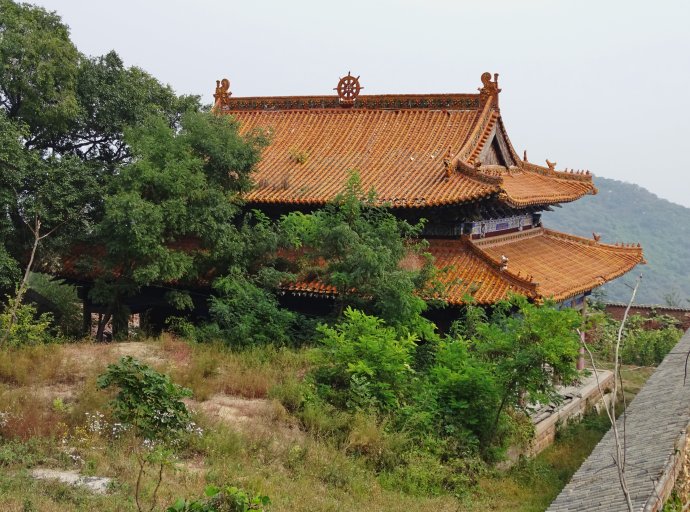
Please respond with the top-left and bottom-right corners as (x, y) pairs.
(142, 307), (167, 337)
(82, 293), (92, 338)
(112, 304), (129, 341)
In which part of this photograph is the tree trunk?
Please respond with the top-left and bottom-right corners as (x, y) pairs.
(96, 310), (112, 343)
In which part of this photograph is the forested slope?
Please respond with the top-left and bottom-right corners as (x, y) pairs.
(543, 177), (690, 305)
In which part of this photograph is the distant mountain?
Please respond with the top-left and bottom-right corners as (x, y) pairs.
(543, 177), (690, 306)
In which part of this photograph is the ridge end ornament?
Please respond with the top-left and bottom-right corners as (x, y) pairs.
(478, 72), (501, 104)
(335, 71), (363, 107)
(214, 78), (232, 109)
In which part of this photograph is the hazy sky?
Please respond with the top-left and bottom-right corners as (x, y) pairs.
(34, 0), (690, 208)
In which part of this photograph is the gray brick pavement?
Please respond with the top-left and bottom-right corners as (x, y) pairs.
(547, 329), (690, 511)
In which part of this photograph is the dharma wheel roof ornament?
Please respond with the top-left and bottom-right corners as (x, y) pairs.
(214, 78), (232, 108)
(335, 71), (363, 107)
(478, 72), (501, 105)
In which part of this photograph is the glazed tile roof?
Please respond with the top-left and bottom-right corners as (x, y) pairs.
(216, 74), (596, 209)
(471, 228), (644, 302)
(284, 227), (645, 305)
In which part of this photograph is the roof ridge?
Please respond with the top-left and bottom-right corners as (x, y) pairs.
(542, 228), (644, 253)
(456, 100), (496, 164)
(219, 93), (484, 112)
(455, 161), (504, 185)
(520, 160), (594, 183)
(461, 236), (539, 294)
(604, 302), (690, 312)
(467, 111), (499, 164)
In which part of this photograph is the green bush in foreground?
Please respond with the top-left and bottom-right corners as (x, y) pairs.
(313, 307), (416, 412)
(281, 296), (581, 493)
(97, 356), (196, 512)
(168, 485), (270, 512)
(0, 299), (53, 347)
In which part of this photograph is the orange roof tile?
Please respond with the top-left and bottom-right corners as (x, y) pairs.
(217, 74), (596, 209)
(233, 107), (496, 208)
(471, 228), (644, 301)
(283, 227), (644, 305)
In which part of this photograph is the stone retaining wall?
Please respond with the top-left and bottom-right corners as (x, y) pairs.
(669, 435), (690, 510)
(530, 371), (614, 456)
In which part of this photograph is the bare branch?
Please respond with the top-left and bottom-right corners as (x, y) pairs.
(579, 273), (642, 512)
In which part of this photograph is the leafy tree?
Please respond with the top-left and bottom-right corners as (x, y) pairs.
(1, 1), (200, 341)
(470, 295), (580, 441)
(282, 172), (441, 335)
(88, 111), (268, 338)
(0, 110), (97, 344)
(206, 269), (296, 348)
(0, 0), (80, 145)
(66, 51), (199, 166)
(1, 0), (199, 160)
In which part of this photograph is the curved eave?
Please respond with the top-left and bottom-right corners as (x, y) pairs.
(454, 109), (598, 208)
(497, 185), (596, 208)
(471, 227), (645, 302)
(244, 183), (498, 209)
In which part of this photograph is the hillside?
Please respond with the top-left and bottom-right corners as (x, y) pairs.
(543, 177), (690, 305)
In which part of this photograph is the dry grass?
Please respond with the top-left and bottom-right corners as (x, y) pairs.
(0, 338), (658, 512)
(159, 334), (314, 401)
(0, 344), (83, 386)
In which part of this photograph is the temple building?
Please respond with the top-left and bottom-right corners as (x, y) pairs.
(212, 72), (644, 307)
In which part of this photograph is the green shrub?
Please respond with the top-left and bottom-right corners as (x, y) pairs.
(428, 338), (500, 447)
(207, 271), (296, 348)
(168, 485), (270, 512)
(591, 314), (683, 366)
(620, 325), (682, 366)
(0, 299), (53, 347)
(27, 272), (82, 338)
(97, 356), (194, 445)
(313, 307), (416, 413)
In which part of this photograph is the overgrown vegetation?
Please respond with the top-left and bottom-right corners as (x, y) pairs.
(587, 309), (683, 366)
